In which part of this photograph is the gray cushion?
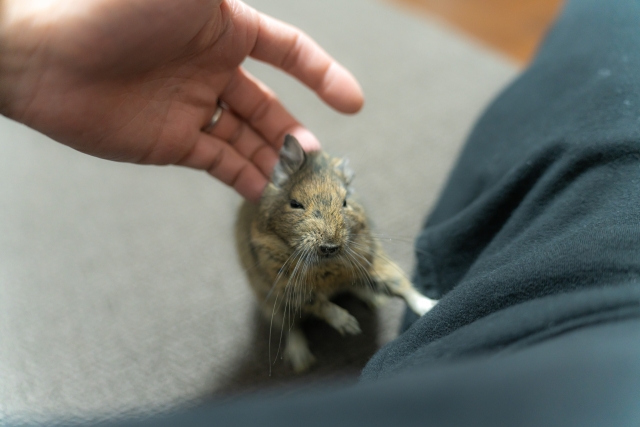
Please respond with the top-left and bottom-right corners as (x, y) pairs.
(0, 0), (516, 423)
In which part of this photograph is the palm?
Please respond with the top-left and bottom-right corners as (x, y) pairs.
(3, 0), (363, 200)
(13, 0), (245, 160)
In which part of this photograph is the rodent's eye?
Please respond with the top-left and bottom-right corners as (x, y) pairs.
(342, 199), (347, 208)
(289, 199), (305, 209)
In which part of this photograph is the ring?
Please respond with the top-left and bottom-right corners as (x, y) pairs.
(204, 103), (224, 133)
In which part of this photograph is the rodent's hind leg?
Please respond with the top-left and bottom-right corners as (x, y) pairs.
(259, 301), (316, 373)
(349, 286), (388, 310)
(284, 327), (316, 373)
(371, 257), (437, 316)
(304, 294), (362, 335)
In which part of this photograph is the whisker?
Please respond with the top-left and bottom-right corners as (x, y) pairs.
(344, 246), (377, 292)
(291, 247), (307, 320)
(285, 246), (313, 331)
(338, 252), (358, 287)
(359, 233), (432, 258)
(272, 246), (307, 366)
(268, 290), (281, 375)
(293, 247), (312, 319)
(346, 243), (375, 268)
(266, 247), (306, 303)
(349, 239), (413, 283)
(298, 248), (314, 318)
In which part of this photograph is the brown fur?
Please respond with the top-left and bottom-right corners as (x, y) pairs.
(235, 136), (435, 372)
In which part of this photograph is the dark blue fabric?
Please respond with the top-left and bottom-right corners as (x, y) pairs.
(364, 0), (640, 379)
(107, 319), (640, 427)
(42, 0), (640, 425)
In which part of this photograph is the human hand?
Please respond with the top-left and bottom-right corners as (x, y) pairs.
(0, 0), (363, 201)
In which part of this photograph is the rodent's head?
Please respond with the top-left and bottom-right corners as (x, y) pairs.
(259, 135), (364, 259)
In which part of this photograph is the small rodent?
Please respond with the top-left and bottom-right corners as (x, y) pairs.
(235, 135), (436, 372)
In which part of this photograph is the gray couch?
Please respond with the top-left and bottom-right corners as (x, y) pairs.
(0, 0), (516, 423)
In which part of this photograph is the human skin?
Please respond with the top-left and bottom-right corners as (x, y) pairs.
(0, 0), (364, 201)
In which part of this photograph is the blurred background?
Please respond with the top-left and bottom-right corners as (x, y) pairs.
(393, 0), (563, 65)
(0, 0), (562, 424)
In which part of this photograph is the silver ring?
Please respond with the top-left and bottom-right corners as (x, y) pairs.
(204, 104), (224, 133)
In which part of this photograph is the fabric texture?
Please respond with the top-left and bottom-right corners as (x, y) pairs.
(109, 0), (640, 424)
(13, 0), (640, 425)
(109, 319), (640, 427)
(0, 0), (516, 423)
(364, 0), (640, 379)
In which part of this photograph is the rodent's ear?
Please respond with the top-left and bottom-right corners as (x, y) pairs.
(272, 134), (306, 187)
(336, 157), (355, 185)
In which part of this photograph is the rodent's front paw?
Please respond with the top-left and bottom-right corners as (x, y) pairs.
(328, 308), (362, 336)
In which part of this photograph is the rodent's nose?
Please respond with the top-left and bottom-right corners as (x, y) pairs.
(319, 244), (340, 256)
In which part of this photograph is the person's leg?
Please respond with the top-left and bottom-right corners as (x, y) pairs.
(43, 0), (640, 425)
(379, 0), (640, 365)
(107, 318), (640, 427)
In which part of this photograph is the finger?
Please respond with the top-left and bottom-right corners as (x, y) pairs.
(177, 133), (268, 202)
(250, 13), (364, 114)
(220, 68), (321, 151)
(206, 105), (280, 177)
